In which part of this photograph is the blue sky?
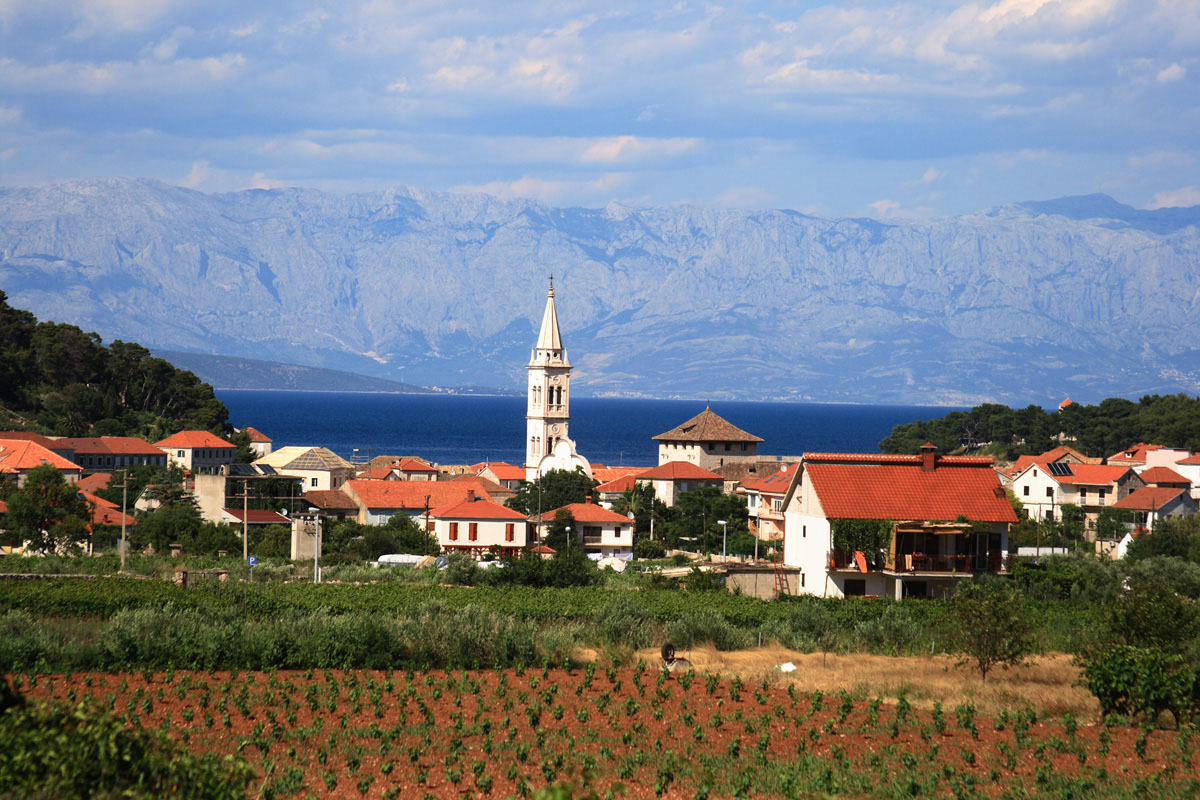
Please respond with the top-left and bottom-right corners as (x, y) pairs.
(1, 0), (1197, 218)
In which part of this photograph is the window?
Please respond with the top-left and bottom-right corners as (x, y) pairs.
(1080, 488), (1088, 500)
(1045, 487), (1053, 497)
(469, 522), (478, 541)
(802, 525), (806, 538)
(741, 443), (747, 451)
(310, 477), (318, 487)
(449, 522), (458, 541)
(724, 443), (731, 451)
(800, 574), (805, 588)
(1023, 486), (1030, 496)
(772, 498), (782, 512)
(505, 523), (514, 542)
(843, 579), (866, 597)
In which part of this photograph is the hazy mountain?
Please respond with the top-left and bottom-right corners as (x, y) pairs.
(2, 178), (1197, 405)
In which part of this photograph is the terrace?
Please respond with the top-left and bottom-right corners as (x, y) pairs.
(828, 522), (1009, 575)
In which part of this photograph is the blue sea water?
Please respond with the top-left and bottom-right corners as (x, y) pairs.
(217, 391), (957, 467)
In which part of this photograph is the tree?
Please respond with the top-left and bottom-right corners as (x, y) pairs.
(506, 469), (594, 516)
(1125, 515), (1200, 562)
(229, 429), (256, 464)
(3, 465), (90, 553)
(136, 503), (203, 553)
(383, 513), (440, 556)
(543, 509), (577, 554)
(665, 487), (749, 554)
(950, 578), (1035, 681)
(608, 482), (668, 544)
(1096, 507), (1136, 543)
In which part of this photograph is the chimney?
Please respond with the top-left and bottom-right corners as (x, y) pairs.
(920, 442), (937, 472)
(586, 494), (593, 504)
(467, 489), (476, 502)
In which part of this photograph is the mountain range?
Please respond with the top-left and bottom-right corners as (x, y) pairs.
(2, 178), (1198, 405)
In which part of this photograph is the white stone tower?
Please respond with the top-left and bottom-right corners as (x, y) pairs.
(525, 280), (590, 481)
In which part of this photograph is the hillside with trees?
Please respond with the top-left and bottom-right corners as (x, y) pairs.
(879, 395), (1200, 459)
(0, 291), (229, 438)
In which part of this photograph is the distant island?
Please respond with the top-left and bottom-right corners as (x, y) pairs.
(155, 350), (519, 396)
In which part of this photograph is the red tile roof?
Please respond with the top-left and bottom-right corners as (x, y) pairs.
(1055, 463), (1134, 486)
(637, 461), (724, 481)
(591, 466), (649, 484)
(243, 426), (272, 443)
(430, 496), (527, 520)
(393, 457), (437, 472)
(652, 407), (763, 443)
(81, 490), (117, 509)
(451, 474), (514, 497)
(0, 439), (83, 474)
(155, 431), (235, 449)
(79, 491), (135, 527)
(595, 474), (639, 494)
(223, 508), (291, 525)
(0, 431), (62, 448)
(538, 502), (633, 524)
(303, 490), (358, 510)
(740, 463), (797, 494)
(1139, 466), (1191, 486)
(1058, 398), (1075, 409)
(76, 472), (113, 492)
(477, 462), (526, 481)
(1111, 487), (1189, 512)
(344, 479), (488, 511)
(1178, 454), (1200, 465)
(1108, 443), (1163, 463)
(0, 499), (6, 514)
(802, 453), (1017, 523)
(56, 436), (165, 456)
(357, 466), (395, 480)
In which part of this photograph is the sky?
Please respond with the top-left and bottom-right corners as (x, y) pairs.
(0, 0), (1197, 219)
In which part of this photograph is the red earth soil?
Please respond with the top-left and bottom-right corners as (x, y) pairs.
(10, 667), (1198, 799)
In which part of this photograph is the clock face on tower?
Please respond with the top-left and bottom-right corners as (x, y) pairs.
(549, 423), (562, 435)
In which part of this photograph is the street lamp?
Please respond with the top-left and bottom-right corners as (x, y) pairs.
(565, 526), (571, 555)
(717, 519), (727, 560)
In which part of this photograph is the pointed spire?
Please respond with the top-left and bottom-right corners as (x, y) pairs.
(535, 280), (563, 352)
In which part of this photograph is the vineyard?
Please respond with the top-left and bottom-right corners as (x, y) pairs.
(7, 665), (1199, 799)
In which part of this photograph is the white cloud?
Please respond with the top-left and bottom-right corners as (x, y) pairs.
(578, 136), (699, 165)
(870, 199), (900, 217)
(1128, 150), (1195, 168)
(1150, 186), (1200, 208)
(1157, 63), (1186, 82)
(0, 104), (21, 124)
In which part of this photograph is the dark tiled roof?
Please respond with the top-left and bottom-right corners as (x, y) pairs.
(652, 407), (763, 443)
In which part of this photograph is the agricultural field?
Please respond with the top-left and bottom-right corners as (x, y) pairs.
(9, 662), (1199, 799)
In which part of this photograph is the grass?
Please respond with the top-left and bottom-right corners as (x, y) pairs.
(618, 642), (1099, 721)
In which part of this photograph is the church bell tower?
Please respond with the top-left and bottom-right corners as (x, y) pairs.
(526, 280), (572, 481)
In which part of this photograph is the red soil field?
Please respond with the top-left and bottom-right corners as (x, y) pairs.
(11, 667), (1198, 799)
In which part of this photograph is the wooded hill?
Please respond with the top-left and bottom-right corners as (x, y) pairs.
(0, 291), (229, 439)
(880, 395), (1200, 459)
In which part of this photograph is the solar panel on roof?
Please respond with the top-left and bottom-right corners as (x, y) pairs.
(257, 465), (277, 475)
(1047, 462), (1073, 476)
(229, 464), (255, 476)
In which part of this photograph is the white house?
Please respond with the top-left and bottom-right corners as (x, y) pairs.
(155, 431), (237, 475)
(1010, 460), (1143, 534)
(538, 501), (634, 559)
(430, 491), (530, 558)
(780, 445), (1016, 599)
(253, 446), (355, 492)
(634, 461), (724, 506)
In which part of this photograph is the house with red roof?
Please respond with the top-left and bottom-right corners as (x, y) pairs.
(1175, 453), (1200, 500)
(780, 445), (1017, 599)
(594, 472), (643, 505)
(474, 461), (527, 490)
(80, 491), (136, 531)
(392, 457), (439, 481)
(156, 431), (237, 475)
(54, 436), (166, 474)
(1112, 486), (1197, 539)
(537, 501), (633, 559)
(1010, 459), (1143, 536)
(1107, 443), (1191, 470)
(738, 463), (796, 546)
(241, 426), (273, 458)
(430, 490), (530, 558)
(0, 439), (83, 486)
(635, 461), (724, 506)
(341, 478), (498, 528)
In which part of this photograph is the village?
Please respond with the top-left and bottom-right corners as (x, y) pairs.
(2, 283), (1196, 601)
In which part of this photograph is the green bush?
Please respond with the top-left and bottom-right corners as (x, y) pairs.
(0, 682), (254, 798)
(665, 609), (752, 651)
(1080, 645), (1196, 725)
(633, 538), (666, 560)
(589, 595), (657, 650)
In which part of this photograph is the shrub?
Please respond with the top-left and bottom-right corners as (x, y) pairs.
(1080, 645), (1195, 725)
(634, 539), (666, 560)
(950, 578), (1034, 681)
(664, 609), (751, 651)
(589, 595), (657, 650)
(0, 684), (254, 798)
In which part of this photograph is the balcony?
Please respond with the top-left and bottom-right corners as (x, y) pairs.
(828, 548), (1009, 574)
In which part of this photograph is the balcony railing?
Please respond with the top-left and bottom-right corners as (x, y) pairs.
(829, 549), (1009, 574)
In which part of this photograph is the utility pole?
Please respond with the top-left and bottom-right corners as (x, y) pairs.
(115, 470), (129, 572)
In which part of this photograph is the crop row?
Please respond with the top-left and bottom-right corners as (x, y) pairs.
(7, 666), (1199, 799)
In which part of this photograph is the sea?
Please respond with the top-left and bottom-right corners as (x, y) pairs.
(216, 391), (957, 467)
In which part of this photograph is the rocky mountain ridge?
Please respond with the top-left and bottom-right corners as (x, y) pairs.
(2, 178), (1197, 405)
